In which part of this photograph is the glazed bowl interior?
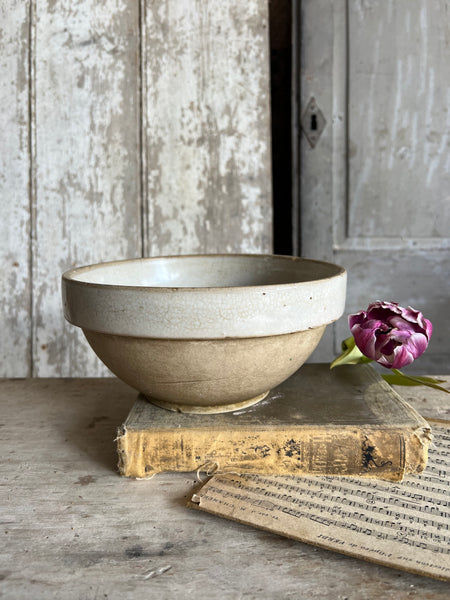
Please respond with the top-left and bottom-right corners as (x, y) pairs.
(67, 254), (343, 288)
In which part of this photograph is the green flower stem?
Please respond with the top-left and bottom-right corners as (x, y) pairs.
(331, 337), (450, 395)
(330, 336), (371, 369)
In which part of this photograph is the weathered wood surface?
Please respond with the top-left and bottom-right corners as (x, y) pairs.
(300, 0), (450, 372)
(0, 1), (32, 377)
(1, 376), (450, 599)
(143, 0), (273, 256)
(298, 0), (338, 364)
(348, 0), (449, 239)
(33, 0), (141, 378)
(0, 0), (272, 378)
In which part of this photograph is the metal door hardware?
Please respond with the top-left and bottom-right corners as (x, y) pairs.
(301, 97), (326, 148)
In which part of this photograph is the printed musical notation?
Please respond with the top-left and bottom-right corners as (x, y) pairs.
(193, 423), (450, 581)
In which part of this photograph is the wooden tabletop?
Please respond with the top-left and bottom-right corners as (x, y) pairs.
(1, 376), (450, 599)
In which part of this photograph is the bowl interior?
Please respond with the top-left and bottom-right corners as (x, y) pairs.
(66, 255), (345, 288)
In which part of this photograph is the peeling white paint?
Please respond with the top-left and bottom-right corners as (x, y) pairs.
(0, 1), (31, 376)
(33, 0), (141, 376)
(348, 0), (450, 239)
(1, 0), (273, 377)
(301, 0), (450, 370)
(144, 0), (272, 257)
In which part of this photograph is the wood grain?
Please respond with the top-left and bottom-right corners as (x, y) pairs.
(348, 0), (450, 239)
(0, 0), (273, 377)
(142, 0), (273, 256)
(298, 0), (340, 362)
(1, 376), (450, 598)
(0, 1), (32, 376)
(32, 0), (141, 376)
(299, 0), (450, 369)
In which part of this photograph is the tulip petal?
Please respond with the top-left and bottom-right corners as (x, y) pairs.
(350, 318), (388, 360)
(405, 332), (429, 359)
(351, 325), (377, 360)
(347, 301), (432, 370)
(348, 311), (366, 330)
(390, 345), (415, 369)
(388, 316), (417, 333)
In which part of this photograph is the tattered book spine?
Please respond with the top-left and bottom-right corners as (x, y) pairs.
(116, 424), (432, 482)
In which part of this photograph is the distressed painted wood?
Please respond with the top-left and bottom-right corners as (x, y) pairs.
(348, 0), (450, 239)
(0, 1), (32, 376)
(0, 0), (273, 378)
(300, 0), (450, 370)
(1, 376), (450, 598)
(298, 0), (339, 362)
(143, 0), (273, 256)
(32, 0), (141, 376)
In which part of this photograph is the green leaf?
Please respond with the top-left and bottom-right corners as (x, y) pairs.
(383, 369), (450, 394)
(382, 374), (423, 387)
(330, 336), (372, 369)
(341, 336), (356, 351)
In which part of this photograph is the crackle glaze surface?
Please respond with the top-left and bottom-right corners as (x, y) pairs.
(62, 254), (346, 411)
(62, 255), (347, 339)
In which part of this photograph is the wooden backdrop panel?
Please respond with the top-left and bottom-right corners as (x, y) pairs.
(0, 1), (32, 377)
(299, 0), (450, 372)
(32, 0), (141, 376)
(348, 0), (449, 239)
(0, 0), (273, 377)
(143, 0), (273, 256)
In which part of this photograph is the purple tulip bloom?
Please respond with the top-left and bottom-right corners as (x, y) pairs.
(349, 301), (432, 369)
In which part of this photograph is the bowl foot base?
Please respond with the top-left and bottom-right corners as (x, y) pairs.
(144, 391), (270, 414)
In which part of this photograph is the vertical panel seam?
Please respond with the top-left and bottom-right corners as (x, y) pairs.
(28, 0), (37, 377)
(292, 0), (301, 256)
(331, 0), (347, 250)
(344, 0), (350, 240)
(139, 0), (149, 258)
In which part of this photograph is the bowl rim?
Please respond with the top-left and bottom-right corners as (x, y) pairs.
(62, 254), (347, 338)
(62, 253), (346, 291)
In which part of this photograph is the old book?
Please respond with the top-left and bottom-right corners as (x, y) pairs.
(117, 364), (432, 481)
(191, 421), (450, 582)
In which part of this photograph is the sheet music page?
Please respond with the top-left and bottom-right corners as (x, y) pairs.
(191, 422), (450, 581)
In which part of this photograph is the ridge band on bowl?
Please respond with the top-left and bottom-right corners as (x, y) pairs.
(62, 254), (347, 413)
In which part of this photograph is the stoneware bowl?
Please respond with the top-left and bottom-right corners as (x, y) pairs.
(62, 254), (346, 413)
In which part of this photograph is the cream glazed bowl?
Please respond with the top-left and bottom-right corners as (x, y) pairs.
(62, 254), (346, 413)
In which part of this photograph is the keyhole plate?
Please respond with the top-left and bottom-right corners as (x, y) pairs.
(301, 97), (326, 148)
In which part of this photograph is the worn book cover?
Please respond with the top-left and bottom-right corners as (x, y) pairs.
(191, 421), (449, 582)
(117, 364), (432, 481)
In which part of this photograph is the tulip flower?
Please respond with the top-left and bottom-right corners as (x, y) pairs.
(349, 301), (432, 369)
(331, 301), (449, 394)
